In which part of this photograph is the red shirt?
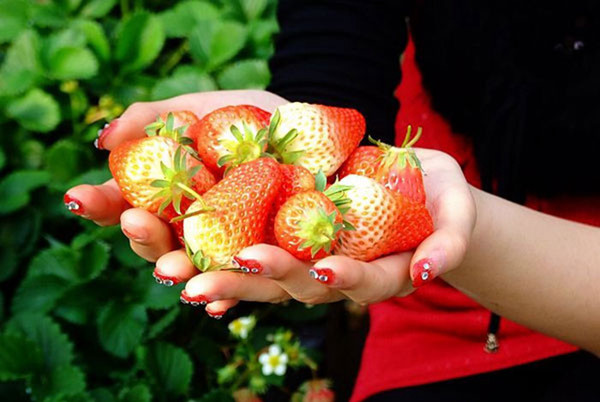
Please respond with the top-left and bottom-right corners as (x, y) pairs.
(350, 38), (600, 401)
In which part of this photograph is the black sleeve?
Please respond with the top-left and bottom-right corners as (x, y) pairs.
(267, 0), (409, 143)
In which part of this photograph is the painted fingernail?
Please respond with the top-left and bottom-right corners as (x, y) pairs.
(64, 193), (84, 216)
(180, 289), (209, 307)
(95, 119), (118, 150)
(309, 268), (335, 285)
(206, 310), (225, 319)
(412, 258), (438, 288)
(232, 256), (263, 274)
(152, 270), (181, 286)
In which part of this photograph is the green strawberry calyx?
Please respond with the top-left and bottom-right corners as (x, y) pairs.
(369, 125), (424, 171)
(217, 122), (270, 172)
(150, 146), (214, 216)
(145, 112), (199, 159)
(266, 109), (305, 165)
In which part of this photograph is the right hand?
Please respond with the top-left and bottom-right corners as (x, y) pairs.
(64, 90), (289, 261)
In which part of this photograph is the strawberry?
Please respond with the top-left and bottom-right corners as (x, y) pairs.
(293, 379), (335, 402)
(274, 172), (353, 261)
(268, 102), (365, 176)
(338, 126), (426, 204)
(334, 175), (433, 261)
(109, 114), (216, 221)
(233, 389), (262, 402)
(191, 105), (272, 177)
(181, 158), (282, 271)
(263, 164), (316, 245)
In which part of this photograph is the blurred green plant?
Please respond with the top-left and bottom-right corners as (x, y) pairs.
(0, 1), (332, 401)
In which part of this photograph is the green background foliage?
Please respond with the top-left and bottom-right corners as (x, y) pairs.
(0, 1), (331, 400)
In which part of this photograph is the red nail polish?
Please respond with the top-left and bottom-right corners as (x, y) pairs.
(152, 269), (181, 286)
(412, 258), (437, 288)
(206, 310), (225, 319)
(180, 289), (209, 306)
(64, 193), (84, 215)
(309, 268), (335, 285)
(232, 256), (263, 274)
(95, 119), (118, 150)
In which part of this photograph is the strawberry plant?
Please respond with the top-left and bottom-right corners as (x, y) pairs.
(0, 1), (333, 400)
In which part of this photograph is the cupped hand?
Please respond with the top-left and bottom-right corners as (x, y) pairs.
(166, 149), (477, 316)
(64, 90), (288, 262)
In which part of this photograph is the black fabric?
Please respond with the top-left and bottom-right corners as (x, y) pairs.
(366, 351), (600, 402)
(267, 0), (409, 144)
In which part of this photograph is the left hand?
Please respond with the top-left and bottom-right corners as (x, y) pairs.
(160, 149), (477, 316)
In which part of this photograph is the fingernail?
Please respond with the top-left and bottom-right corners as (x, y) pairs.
(152, 269), (181, 286)
(412, 258), (439, 288)
(64, 193), (85, 216)
(206, 310), (225, 319)
(309, 268), (336, 285)
(180, 289), (210, 307)
(232, 256), (264, 274)
(95, 119), (118, 150)
(122, 226), (147, 243)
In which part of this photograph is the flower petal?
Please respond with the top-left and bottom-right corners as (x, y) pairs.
(274, 364), (287, 376)
(268, 344), (281, 356)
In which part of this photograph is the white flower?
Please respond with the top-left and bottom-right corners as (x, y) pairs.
(258, 344), (288, 376)
(228, 316), (256, 339)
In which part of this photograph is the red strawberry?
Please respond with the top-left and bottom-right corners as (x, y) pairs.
(191, 105), (271, 177)
(233, 389), (262, 402)
(109, 119), (215, 219)
(181, 158), (282, 270)
(263, 164), (316, 245)
(274, 173), (353, 261)
(334, 175), (433, 261)
(294, 379), (335, 402)
(339, 126), (426, 204)
(268, 103), (365, 176)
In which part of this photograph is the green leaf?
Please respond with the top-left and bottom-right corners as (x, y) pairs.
(48, 46), (99, 80)
(30, 2), (67, 28)
(12, 275), (70, 315)
(0, 148), (5, 171)
(68, 167), (112, 188)
(46, 140), (88, 183)
(0, 248), (18, 282)
(6, 89), (61, 132)
(78, 241), (110, 281)
(27, 246), (79, 282)
(0, 0), (29, 43)
(144, 343), (193, 396)
(72, 20), (111, 61)
(159, 0), (220, 38)
(35, 364), (86, 399)
(237, 0), (269, 21)
(189, 20), (248, 71)
(80, 0), (117, 18)
(217, 59), (270, 89)
(90, 388), (116, 402)
(97, 303), (147, 358)
(0, 170), (50, 214)
(118, 384), (151, 402)
(0, 30), (41, 96)
(112, 235), (147, 268)
(142, 280), (182, 310)
(198, 389), (234, 402)
(151, 66), (217, 100)
(8, 313), (74, 370)
(147, 308), (179, 339)
(0, 333), (43, 381)
(116, 12), (165, 73)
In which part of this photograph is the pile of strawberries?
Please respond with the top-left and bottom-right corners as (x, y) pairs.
(108, 103), (434, 271)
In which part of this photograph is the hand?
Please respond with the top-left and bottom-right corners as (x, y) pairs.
(166, 149), (477, 316)
(64, 90), (289, 261)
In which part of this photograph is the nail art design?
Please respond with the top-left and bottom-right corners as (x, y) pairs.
(64, 194), (84, 215)
(412, 258), (438, 288)
(95, 119), (118, 150)
(308, 268), (335, 285)
(180, 289), (209, 307)
(232, 256), (263, 274)
(206, 310), (225, 319)
(152, 270), (181, 287)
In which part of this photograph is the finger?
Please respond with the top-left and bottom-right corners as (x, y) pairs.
(410, 186), (476, 287)
(183, 271), (290, 304)
(120, 208), (177, 262)
(310, 252), (414, 305)
(234, 244), (341, 304)
(205, 299), (240, 319)
(64, 179), (130, 225)
(154, 249), (199, 286)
